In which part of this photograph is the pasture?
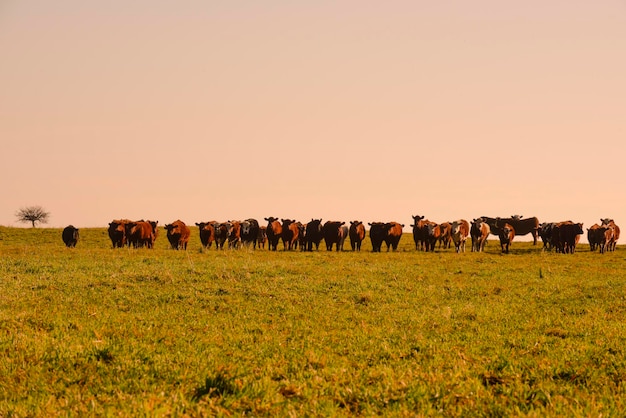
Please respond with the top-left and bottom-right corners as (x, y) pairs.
(1, 226), (626, 416)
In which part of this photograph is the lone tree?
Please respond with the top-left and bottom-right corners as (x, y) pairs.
(16, 205), (50, 228)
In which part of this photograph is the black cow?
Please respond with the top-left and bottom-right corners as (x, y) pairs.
(62, 225), (79, 248)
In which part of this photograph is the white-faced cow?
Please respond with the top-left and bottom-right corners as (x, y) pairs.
(450, 219), (469, 253)
(470, 218), (490, 252)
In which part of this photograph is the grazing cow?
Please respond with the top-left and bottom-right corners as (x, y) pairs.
(322, 221), (346, 251)
(450, 219), (470, 253)
(196, 221), (217, 249)
(498, 223), (515, 254)
(470, 218), (490, 252)
(557, 221), (584, 254)
(214, 222), (231, 250)
(349, 221), (366, 251)
(240, 219), (260, 249)
(257, 226), (267, 249)
(62, 225), (79, 248)
(600, 218), (620, 251)
(164, 220), (190, 250)
(108, 219), (130, 248)
(481, 215), (540, 245)
(127, 220), (158, 248)
(411, 215), (428, 251)
(438, 222), (452, 249)
(537, 222), (556, 251)
(368, 222), (389, 252)
(264, 217), (282, 251)
(385, 222), (404, 251)
(227, 220), (242, 249)
(280, 219), (300, 250)
(305, 219), (323, 251)
(424, 221), (441, 252)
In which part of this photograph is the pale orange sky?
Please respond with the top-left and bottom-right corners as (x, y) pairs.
(1, 1), (625, 238)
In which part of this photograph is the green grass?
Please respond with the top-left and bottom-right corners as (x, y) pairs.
(1, 226), (625, 416)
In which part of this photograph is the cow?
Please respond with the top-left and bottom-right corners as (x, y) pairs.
(470, 218), (490, 252)
(305, 219), (323, 251)
(240, 218), (260, 249)
(62, 225), (79, 248)
(557, 221), (584, 254)
(196, 221), (217, 249)
(280, 219), (299, 250)
(322, 221), (346, 251)
(587, 223), (603, 252)
(296, 222), (307, 251)
(368, 222), (389, 252)
(264, 217), (282, 251)
(385, 222), (404, 251)
(227, 220), (242, 249)
(481, 215), (539, 245)
(498, 223), (515, 254)
(349, 221), (366, 251)
(600, 218), (620, 251)
(537, 222), (556, 251)
(214, 222), (231, 250)
(257, 226), (267, 249)
(126, 220), (158, 248)
(108, 219), (130, 248)
(424, 221), (440, 252)
(164, 220), (190, 250)
(438, 222), (452, 249)
(450, 219), (469, 253)
(411, 215), (428, 251)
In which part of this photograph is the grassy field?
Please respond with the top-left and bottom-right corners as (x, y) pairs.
(1, 226), (625, 416)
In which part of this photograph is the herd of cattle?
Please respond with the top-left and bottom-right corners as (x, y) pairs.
(59, 216), (621, 255)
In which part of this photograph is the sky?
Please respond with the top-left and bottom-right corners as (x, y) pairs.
(1, 1), (625, 239)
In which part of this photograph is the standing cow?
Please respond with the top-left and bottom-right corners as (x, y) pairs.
(424, 221), (440, 252)
(281, 219), (300, 250)
(368, 222), (389, 252)
(438, 222), (452, 249)
(537, 222), (556, 251)
(108, 219), (130, 248)
(164, 220), (191, 250)
(305, 219), (323, 251)
(498, 223), (515, 254)
(470, 218), (490, 252)
(450, 219), (469, 253)
(411, 215), (427, 251)
(240, 218), (260, 249)
(62, 225), (79, 248)
(385, 222), (404, 251)
(264, 217), (282, 251)
(126, 220), (158, 248)
(349, 221), (366, 251)
(600, 218), (620, 252)
(481, 215), (539, 245)
(322, 221), (347, 251)
(214, 222), (231, 250)
(257, 226), (267, 249)
(196, 221), (217, 249)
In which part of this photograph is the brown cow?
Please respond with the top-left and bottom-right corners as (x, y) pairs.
(450, 219), (469, 253)
(127, 220), (158, 248)
(349, 221), (366, 251)
(108, 219), (131, 248)
(438, 222), (452, 249)
(481, 215), (539, 245)
(498, 223), (515, 254)
(470, 218), (490, 252)
(264, 217), (282, 251)
(322, 221), (346, 251)
(164, 220), (191, 250)
(600, 218), (620, 251)
(281, 219), (299, 250)
(385, 222), (404, 251)
(257, 226), (267, 249)
(228, 220), (242, 249)
(196, 221), (217, 249)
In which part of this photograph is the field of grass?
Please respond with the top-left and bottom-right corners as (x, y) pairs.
(1, 226), (626, 416)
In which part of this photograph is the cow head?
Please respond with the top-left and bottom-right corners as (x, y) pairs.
(600, 218), (614, 226)
(511, 215), (523, 220)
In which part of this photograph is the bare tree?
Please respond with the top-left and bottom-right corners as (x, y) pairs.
(16, 205), (50, 228)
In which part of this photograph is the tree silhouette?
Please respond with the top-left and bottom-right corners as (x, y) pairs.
(16, 205), (50, 228)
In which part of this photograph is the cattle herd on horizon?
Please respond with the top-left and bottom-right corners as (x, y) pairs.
(59, 216), (621, 255)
